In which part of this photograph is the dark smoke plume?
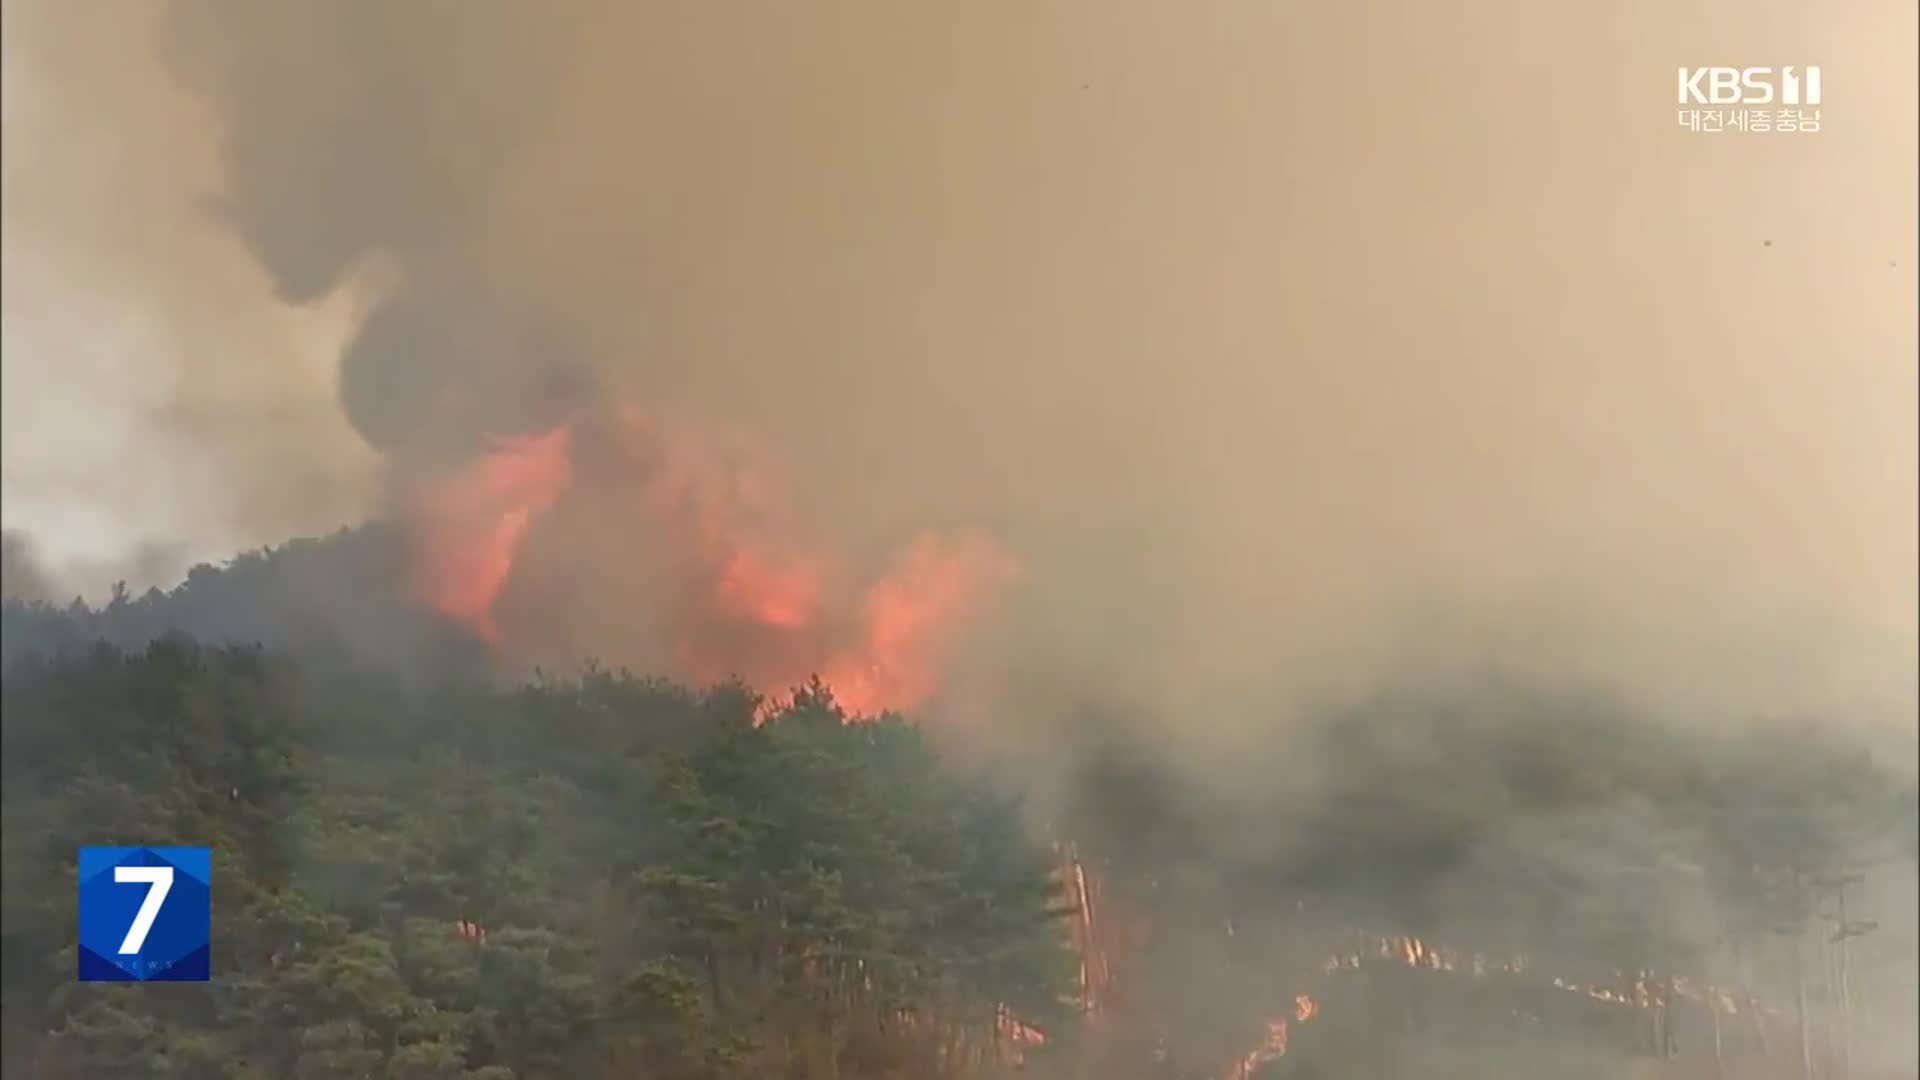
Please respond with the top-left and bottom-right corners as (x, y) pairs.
(5, 0), (1913, 740)
(160, 0), (581, 468)
(0, 530), (57, 603)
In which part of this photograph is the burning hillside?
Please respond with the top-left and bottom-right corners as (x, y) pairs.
(3, 2), (1914, 1075)
(404, 402), (1019, 715)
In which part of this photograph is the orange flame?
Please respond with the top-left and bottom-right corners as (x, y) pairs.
(406, 407), (1016, 716)
(407, 427), (574, 645)
(816, 533), (1020, 717)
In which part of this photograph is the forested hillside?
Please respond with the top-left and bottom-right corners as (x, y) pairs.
(1, 631), (1075, 1079)
(1051, 688), (1919, 1078)
(0, 528), (480, 678)
(2, 554), (1914, 1079)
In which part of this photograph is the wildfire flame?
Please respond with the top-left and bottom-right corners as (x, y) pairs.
(1220, 933), (1767, 1078)
(1056, 844), (1106, 1014)
(1228, 1016), (1296, 1078)
(408, 426), (575, 646)
(405, 405), (1017, 716)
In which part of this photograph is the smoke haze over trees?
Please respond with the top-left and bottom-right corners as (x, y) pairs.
(3, 572), (1915, 1078)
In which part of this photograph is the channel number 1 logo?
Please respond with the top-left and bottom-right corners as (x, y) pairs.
(77, 847), (212, 981)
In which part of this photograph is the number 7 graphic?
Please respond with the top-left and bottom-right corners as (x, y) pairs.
(114, 866), (174, 955)
(78, 847), (211, 981)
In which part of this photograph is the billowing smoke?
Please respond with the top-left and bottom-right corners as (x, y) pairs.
(1, 0), (378, 592)
(0, 530), (55, 603)
(6, 0), (1912, 731)
(138, 0), (1028, 710)
(335, 290), (592, 466)
(156, 1), (587, 461)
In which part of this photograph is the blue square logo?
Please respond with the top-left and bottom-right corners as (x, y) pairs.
(77, 847), (211, 982)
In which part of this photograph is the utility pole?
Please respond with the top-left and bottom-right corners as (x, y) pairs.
(1782, 871), (1815, 1080)
(1795, 926), (1813, 1080)
(1816, 872), (1877, 1080)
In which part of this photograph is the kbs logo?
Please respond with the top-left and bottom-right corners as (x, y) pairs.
(1676, 66), (1823, 135)
(77, 847), (212, 981)
(1678, 66), (1821, 106)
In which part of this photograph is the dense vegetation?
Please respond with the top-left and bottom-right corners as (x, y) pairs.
(1054, 687), (1918, 1078)
(0, 527), (480, 678)
(2, 539), (1914, 1079)
(1, 631), (1075, 1079)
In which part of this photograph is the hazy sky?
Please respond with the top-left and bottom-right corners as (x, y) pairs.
(2, 0), (1914, 725)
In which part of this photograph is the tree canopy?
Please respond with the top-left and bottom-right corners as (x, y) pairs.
(2, 633), (1076, 1079)
(4, 556), (1912, 1079)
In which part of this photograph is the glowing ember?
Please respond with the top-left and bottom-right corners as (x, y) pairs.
(406, 406), (1017, 716)
(1229, 1018), (1291, 1078)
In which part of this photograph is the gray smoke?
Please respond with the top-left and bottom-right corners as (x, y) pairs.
(159, 0), (583, 465)
(0, 529), (56, 603)
(2, 0), (1913, 743)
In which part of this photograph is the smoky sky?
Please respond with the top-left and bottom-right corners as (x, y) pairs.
(2, 1), (1914, 735)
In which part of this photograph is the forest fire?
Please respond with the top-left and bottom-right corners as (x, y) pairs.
(404, 405), (1018, 716)
(407, 425), (576, 648)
